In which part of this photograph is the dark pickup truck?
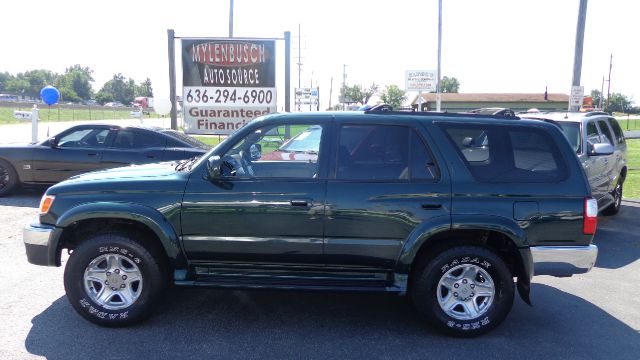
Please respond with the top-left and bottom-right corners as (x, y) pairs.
(23, 109), (599, 337)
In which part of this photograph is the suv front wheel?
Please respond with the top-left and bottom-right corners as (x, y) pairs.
(411, 246), (514, 337)
(63, 232), (166, 326)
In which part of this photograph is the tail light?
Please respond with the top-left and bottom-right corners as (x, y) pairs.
(583, 197), (598, 235)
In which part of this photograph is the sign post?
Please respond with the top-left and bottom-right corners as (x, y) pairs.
(569, 85), (584, 111)
(182, 38), (277, 135)
(406, 70), (436, 111)
(31, 105), (39, 143)
(294, 87), (319, 111)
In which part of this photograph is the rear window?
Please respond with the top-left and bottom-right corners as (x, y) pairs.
(163, 130), (209, 149)
(440, 123), (567, 183)
(608, 118), (625, 144)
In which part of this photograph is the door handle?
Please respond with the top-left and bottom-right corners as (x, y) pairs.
(146, 155), (156, 159)
(290, 199), (310, 207)
(87, 153), (98, 157)
(421, 203), (442, 210)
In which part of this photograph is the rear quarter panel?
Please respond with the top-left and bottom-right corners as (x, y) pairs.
(425, 119), (593, 247)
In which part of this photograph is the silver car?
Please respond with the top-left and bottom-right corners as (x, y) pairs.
(521, 111), (627, 215)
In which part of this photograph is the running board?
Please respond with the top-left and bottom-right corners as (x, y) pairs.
(174, 266), (403, 293)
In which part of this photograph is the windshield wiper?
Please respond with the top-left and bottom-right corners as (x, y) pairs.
(175, 156), (200, 171)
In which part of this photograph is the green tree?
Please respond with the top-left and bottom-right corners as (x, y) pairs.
(63, 65), (94, 100)
(0, 72), (13, 92)
(340, 83), (378, 105)
(98, 73), (134, 104)
(380, 84), (407, 109)
(7, 70), (59, 98)
(136, 78), (153, 97)
(95, 90), (114, 104)
(607, 93), (632, 113)
(590, 89), (603, 108)
(440, 76), (460, 93)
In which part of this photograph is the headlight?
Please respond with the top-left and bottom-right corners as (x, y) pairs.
(39, 195), (55, 215)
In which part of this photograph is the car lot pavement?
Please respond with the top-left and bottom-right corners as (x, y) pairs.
(0, 190), (638, 359)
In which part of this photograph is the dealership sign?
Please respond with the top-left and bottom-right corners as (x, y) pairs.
(182, 38), (277, 135)
(405, 70), (437, 92)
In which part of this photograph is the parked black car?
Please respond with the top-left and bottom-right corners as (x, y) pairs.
(24, 110), (598, 337)
(0, 124), (209, 196)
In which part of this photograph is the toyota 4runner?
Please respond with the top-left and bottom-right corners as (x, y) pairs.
(23, 109), (599, 337)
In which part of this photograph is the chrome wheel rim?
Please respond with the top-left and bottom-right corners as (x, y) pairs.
(614, 183), (622, 208)
(437, 264), (495, 320)
(83, 254), (143, 310)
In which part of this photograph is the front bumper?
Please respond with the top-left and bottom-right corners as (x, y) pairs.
(23, 220), (57, 266)
(531, 245), (598, 277)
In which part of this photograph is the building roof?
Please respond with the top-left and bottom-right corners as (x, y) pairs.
(411, 93), (570, 105)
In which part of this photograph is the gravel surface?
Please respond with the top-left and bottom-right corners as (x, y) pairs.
(0, 191), (638, 360)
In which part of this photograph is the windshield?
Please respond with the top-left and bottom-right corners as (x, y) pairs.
(279, 126), (322, 152)
(557, 122), (581, 153)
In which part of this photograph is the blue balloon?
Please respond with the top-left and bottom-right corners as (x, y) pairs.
(40, 86), (60, 105)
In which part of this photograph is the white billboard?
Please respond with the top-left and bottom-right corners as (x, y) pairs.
(405, 70), (437, 92)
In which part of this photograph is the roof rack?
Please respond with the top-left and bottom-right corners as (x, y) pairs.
(366, 104), (394, 112)
(364, 108), (521, 120)
(584, 111), (611, 117)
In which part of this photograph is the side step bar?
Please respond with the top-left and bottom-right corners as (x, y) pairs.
(174, 266), (404, 293)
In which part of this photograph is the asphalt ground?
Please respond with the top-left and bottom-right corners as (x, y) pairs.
(0, 188), (638, 360)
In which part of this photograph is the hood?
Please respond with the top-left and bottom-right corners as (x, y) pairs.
(48, 161), (190, 195)
(66, 161), (182, 183)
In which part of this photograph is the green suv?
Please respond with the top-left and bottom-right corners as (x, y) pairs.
(23, 110), (599, 337)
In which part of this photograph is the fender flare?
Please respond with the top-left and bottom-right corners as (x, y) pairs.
(396, 214), (533, 302)
(53, 202), (185, 268)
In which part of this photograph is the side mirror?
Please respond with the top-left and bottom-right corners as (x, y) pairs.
(206, 155), (222, 179)
(250, 144), (262, 160)
(49, 137), (59, 148)
(589, 143), (614, 156)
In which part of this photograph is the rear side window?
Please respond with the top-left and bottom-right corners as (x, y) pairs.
(608, 118), (625, 144)
(112, 130), (164, 149)
(337, 125), (409, 181)
(440, 124), (567, 183)
(597, 120), (615, 145)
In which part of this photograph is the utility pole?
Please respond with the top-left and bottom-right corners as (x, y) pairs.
(297, 24), (302, 111)
(436, 0), (442, 112)
(229, 0), (234, 37)
(167, 29), (177, 130)
(328, 77), (333, 109)
(285, 31), (291, 112)
(569, 0), (588, 112)
(599, 76), (605, 110)
(606, 54), (613, 112)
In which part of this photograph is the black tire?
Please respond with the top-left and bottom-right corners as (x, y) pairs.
(411, 246), (514, 337)
(63, 232), (166, 327)
(602, 180), (623, 216)
(0, 158), (19, 196)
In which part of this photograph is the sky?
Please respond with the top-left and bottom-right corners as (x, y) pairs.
(1, 0), (637, 110)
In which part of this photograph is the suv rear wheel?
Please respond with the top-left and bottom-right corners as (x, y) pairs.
(411, 246), (514, 337)
(63, 232), (165, 326)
